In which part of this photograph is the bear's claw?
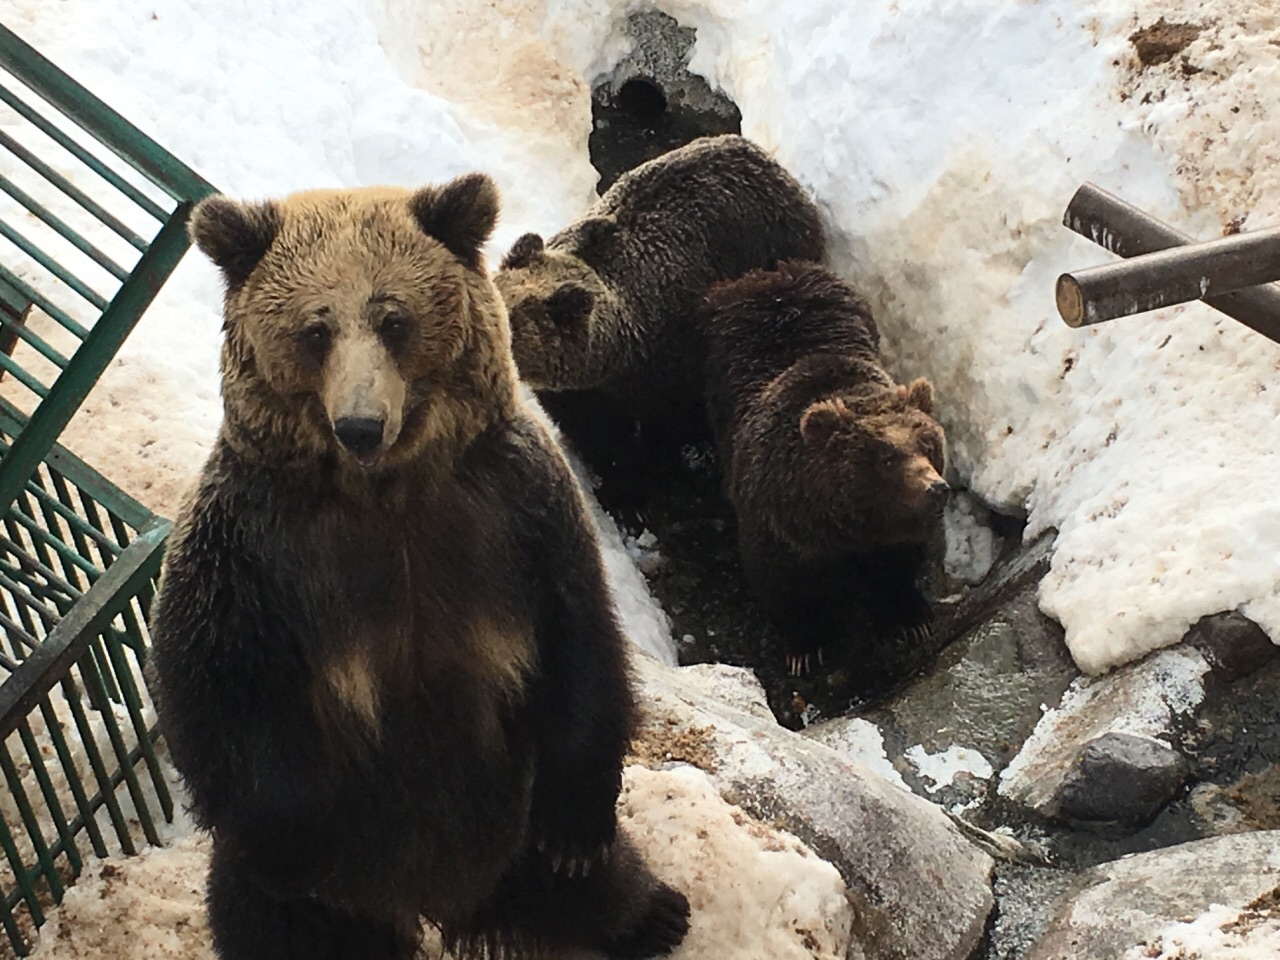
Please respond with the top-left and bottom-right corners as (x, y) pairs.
(786, 648), (823, 677)
(537, 839), (611, 879)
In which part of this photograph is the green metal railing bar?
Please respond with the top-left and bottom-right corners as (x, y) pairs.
(0, 520), (167, 741)
(35, 691), (109, 860)
(0, 219), (110, 312)
(0, 128), (150, 252)
(0, 266), (89, 340)
(0, 307), (75, 370)
(0, 749), (64, 903)
(104, 609), (171, 820)
(0, 25), (216, 205)
(0, 209), (194, 518)
(0, 356), (47, 401)
(0, 86), (168, 224)
(0, 814), (41, 929)
(14, 720), (81, 879)
(0, 172), (129, 283)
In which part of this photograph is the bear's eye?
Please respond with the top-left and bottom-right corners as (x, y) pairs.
(296, 323), (331, 360)
(379, 312), (410, 347)
(881, 453), (897, 469)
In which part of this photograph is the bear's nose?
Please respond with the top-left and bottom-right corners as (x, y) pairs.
(333, 417), (385, 461)
(925, 479), (950, 512)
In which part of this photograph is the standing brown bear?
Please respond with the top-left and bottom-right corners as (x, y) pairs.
(494, 134), (825, 518)
(700, 261), (949, 676)
(148, 178), (689, 960)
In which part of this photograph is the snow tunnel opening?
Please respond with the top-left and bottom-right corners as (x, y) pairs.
(589, 10), (742, 194)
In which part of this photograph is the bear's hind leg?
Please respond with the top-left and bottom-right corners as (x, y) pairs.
(445, 834), (689, 959)
(207, 842), (418, 960)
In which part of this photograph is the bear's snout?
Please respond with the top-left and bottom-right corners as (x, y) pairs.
(925, 478), (950, 514)
(333, 417), (386, 466)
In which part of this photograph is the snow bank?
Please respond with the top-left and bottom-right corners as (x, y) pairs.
(5, 3), (1278, 679)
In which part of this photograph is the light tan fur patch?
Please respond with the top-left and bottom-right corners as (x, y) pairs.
(321, 645), (381, 734)
(467, 617), (536, 699)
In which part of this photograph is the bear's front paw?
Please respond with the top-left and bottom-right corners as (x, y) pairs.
(531, 779), (618, 878)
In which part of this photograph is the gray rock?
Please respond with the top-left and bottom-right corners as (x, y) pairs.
(1025, 831), (1280, 959)
(1186, 610), (1279, 682)
(634, 657), (994, 960)
(998, 646), (1208, 816)
(1056, 732), (1189, 825)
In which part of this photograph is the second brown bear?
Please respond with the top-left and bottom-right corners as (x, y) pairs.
(495, 134), (825, 517)
(701, 261), (949, 676)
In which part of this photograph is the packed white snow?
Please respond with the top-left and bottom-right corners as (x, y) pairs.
(905, 744), (995, 795)
(4, 0), (1278, 677)
(942, 493), (1003, 586)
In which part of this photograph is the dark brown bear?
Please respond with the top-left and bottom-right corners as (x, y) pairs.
(148, 179), (689, 960)
(494, 134), (825, 517)
(700, 261), (949, 676)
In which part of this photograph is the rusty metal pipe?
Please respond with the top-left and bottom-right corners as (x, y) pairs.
(1058, 183), (1280, 343)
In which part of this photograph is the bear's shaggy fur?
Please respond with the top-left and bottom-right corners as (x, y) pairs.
(148, 178), (689, 960)
(700, 261), (949, 675)
(494, 134), (826, 513)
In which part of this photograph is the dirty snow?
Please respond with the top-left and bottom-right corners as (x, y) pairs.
(30, 766), (854, 960)
(1122, 900), (1280, 960)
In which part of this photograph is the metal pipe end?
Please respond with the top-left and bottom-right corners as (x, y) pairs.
(1056, 274), (1086, 328)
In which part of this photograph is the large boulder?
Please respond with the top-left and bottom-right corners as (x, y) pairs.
(1025, 831), (1280, 959)
(998, 646), (1207, 817)
(632, 657), (995, 960)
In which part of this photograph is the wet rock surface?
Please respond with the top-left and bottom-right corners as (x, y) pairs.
(1187, 610), (1280, 683)
(1055, 733), (1190, 827)
(995, 646), (1207, 818)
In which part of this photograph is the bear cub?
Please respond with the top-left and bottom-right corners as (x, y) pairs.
(495, 134), (826, 518)
(148, 178), (688, 960)
(700, 260), (949, 676)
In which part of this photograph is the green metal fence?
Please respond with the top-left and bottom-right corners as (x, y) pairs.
(0, 24), (215, 956)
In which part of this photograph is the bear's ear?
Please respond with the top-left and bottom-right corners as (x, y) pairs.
(410, 173), (499, 269)
(800, 399), (848, 446)
(188, 195), (280, 288)
(545, 284), (595, 328)
(898, 377), (934, 415)
(575, 216), (616, 249)
(501, 232), (544, 270)
(570, 216), (618, 270)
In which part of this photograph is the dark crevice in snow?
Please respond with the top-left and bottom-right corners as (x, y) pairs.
(588, 11), (741, 194)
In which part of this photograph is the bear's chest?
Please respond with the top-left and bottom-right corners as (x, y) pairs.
(280, 492), (523, 619)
